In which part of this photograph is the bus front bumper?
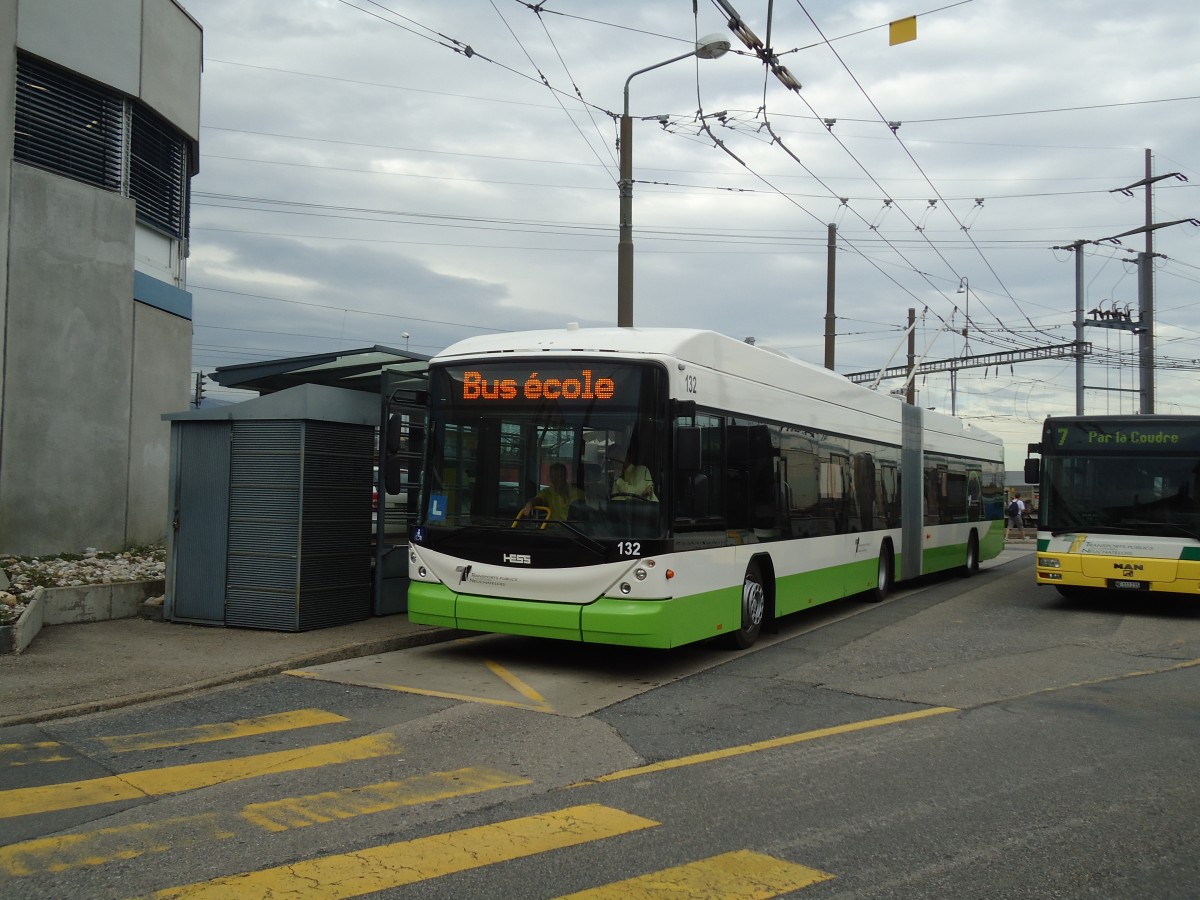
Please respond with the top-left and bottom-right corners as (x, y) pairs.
(406, 582), (739, 648)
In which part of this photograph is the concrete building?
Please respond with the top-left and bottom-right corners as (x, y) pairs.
(0, 0), (201, 555)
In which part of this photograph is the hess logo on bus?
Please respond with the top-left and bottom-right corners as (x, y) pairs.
(504, 553), (531, 565)
(462, 370), (615, 401)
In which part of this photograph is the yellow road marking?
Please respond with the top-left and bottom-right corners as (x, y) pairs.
(286, 669), (553, 712)
(240, 766), (530, 832)
(142, 804), (658, 899)
(574, 707), (958, 785)
(0, 767), (525, 876)
(1, 741), (71, 767)
(983, 655), (1200, 706)
(97, 709), (349, 753)
(484, 658), (553, 710)
(0, 813), (235, 877)
(554, 850), (835, 899)
(0, 733), (400, 820)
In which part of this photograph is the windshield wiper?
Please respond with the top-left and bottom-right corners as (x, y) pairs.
(1050, 524), (1135, 536)
(1120, 519), (1200, 541)
(1051, 521), (1200, 541)
(539, 518), (606, 554)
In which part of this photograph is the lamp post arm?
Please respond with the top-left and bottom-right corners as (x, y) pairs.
(616, 37), (727, 327)
(623, 50), (701, 115)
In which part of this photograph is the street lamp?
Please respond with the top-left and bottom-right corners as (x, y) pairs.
(617, 33), (730, 327)
(401, 331), (410, 351)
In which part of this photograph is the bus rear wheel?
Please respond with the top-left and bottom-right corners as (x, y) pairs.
(723, 562), (765, 649)
(959, 531), (980, 578)
(866, 542), (894, 602)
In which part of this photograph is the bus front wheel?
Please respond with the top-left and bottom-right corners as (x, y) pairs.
(723, 562), (765, 650)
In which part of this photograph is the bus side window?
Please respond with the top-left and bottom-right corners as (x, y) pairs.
(674, 415), (723, 525)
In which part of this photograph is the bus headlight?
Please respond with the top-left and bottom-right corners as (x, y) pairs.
(1038, 557), (1061, 568)
(620, 582), (632, 594)
(635, 568), (648, 581)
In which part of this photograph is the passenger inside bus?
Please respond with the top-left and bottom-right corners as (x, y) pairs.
(607, 443), (657, 501)
(520, 462), (584, 520)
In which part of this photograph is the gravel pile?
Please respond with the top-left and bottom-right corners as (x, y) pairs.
(0, 546), (166, 623)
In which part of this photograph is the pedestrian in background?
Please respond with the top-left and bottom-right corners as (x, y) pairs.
(1006, 492), (1026, 540)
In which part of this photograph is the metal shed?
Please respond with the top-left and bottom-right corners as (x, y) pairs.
(207, 346), (430, 618)
(163, 384), (379, 630)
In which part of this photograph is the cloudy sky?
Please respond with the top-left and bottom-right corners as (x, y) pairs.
(181, 0), (1200, 467)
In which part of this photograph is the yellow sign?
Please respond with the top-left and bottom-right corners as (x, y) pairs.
(889, 16), (917, 45)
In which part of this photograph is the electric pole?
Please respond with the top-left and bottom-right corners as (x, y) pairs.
(1106, 150), (1193, 414)
(824, 223), (837, 370)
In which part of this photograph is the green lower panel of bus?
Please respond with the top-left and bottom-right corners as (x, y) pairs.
(982, 522), (1005, 558)
(773, 561), (865, 616)
(406, 581), (741, 649)
(407, 582), (584, 641)
(922, 543), (965, 574)
(582, 586), (740, 648)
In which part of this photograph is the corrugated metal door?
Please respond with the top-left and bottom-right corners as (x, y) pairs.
(224, 420), (373, 631)
(225, 421), (304, 630)
(297, 421), (373, 629)
(170, 422), (230, 624)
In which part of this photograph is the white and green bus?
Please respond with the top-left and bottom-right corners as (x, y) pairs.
(408, 327), (1005, 649)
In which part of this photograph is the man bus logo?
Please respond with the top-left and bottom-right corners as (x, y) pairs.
(1113, 562), (1144, 577)
(504, 553), (532, 565)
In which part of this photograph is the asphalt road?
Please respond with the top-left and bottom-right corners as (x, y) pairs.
(2, 553), (1198, 898)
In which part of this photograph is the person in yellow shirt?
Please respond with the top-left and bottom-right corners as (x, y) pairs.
(606, 443), (657, 501)
(521, 462), (585, 520)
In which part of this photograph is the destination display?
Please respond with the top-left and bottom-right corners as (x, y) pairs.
(1047, 419), (1200, 452)
(436, 363), (648, 409)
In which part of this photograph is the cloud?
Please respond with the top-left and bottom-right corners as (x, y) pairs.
(182, 0), (1200, 466)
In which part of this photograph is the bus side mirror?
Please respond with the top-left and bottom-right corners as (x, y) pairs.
(677, 426), (701, 474)
(1024, 458), (1040, 485)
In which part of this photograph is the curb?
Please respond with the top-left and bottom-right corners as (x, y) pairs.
(1, 581), (166, 655)
(0, 588), (44, 655)
(0, 626), (470, 728)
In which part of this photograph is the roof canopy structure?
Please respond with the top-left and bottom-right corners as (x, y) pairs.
(209, 345), (430, 396)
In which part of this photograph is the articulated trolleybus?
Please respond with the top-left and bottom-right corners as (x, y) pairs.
(408, 327), (1005, 649)
(1026, 415), (1200, 597)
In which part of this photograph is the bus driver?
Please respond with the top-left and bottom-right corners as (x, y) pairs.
(606, 443), (657, 501)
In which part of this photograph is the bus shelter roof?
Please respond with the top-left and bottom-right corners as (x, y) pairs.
(208, 345), (430, 396)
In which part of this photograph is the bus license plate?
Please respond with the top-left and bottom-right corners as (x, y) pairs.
(1108, 579), (1148, 591)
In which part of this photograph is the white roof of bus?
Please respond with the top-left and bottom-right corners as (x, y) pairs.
(436, 327), (808, 369)
(433, 327), (1002, 452)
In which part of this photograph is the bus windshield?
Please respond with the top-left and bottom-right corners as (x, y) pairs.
(418, 359), (668, 548)
(1043, 454), (1200, 537)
